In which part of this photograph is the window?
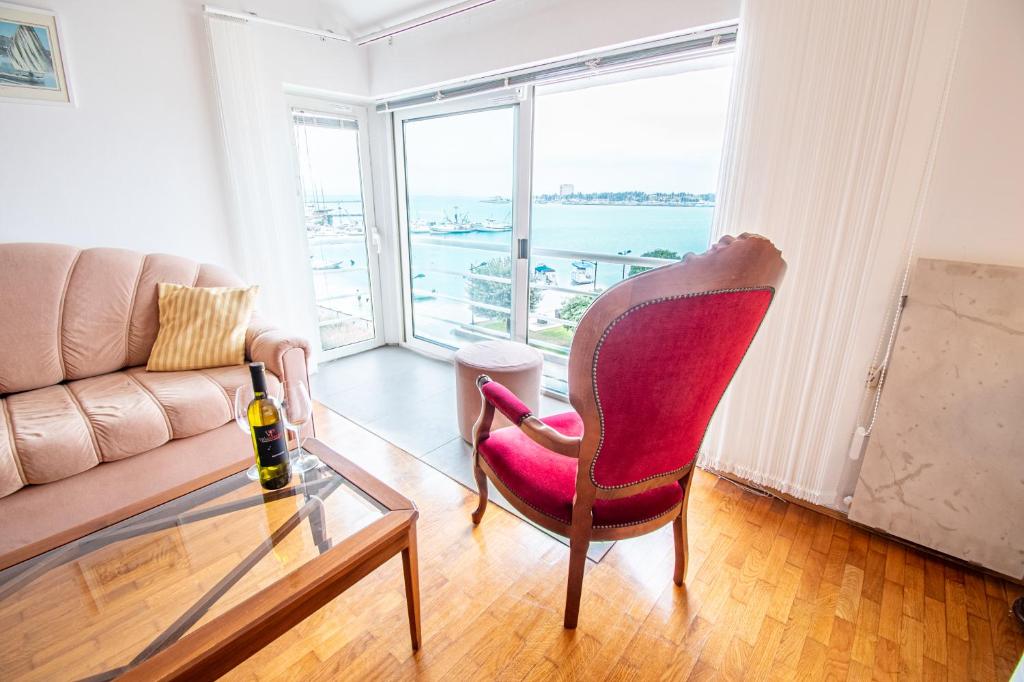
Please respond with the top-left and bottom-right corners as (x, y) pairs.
(527, 65), (733, 391)
(393, 55), (734, 394)
(292, 108), (383, 357)
(398, 106), (517, 349)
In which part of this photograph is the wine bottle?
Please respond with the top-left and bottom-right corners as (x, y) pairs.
(247, 362), (292, 490)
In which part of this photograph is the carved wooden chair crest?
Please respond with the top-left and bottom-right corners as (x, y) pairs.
(470, 233), (786, 628)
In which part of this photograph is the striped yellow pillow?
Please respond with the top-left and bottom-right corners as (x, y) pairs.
(147, 283), (258, 371)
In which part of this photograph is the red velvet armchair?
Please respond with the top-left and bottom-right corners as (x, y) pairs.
(470, 233), (786, 628)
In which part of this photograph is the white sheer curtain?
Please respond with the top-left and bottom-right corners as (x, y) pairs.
(700, 0), (966, 506)
(206, 16), (318, 358)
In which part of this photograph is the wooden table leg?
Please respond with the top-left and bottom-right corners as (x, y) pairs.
(401, 522), (421, 650)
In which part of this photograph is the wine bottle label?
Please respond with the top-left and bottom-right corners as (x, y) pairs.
(252, 424), (288, 467)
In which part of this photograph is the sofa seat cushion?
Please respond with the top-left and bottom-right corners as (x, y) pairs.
(0, 423), (251, 570)
(5, 385), (102, 485)
(0, 365), (278, 495)
(126, 367), (231, 439)
(68, 373), (172, 463)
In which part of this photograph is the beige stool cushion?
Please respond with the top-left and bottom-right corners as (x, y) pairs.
(455, 340), (543, 443)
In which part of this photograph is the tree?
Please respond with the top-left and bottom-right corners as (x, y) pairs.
(465, 257), (541, 330)
(628, 248), (680, 277)
(556, 294), (594, 323)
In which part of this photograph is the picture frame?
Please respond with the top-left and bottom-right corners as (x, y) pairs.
(0, 1), (72, 105)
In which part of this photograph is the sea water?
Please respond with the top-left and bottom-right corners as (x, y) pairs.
(308, 196), (714, 349)
(311, 196), (713, 292)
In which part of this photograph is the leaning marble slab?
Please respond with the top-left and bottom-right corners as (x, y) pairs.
(849, 258), (1024, 579)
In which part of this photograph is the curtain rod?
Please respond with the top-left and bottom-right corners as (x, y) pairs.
(355, 0), (501, 45)
(203, 6), (352, 42)
(376, 25), (737, 113)
(204, 1), (502, 46)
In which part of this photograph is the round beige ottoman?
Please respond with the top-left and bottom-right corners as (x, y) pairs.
(455, 340), (543, 443)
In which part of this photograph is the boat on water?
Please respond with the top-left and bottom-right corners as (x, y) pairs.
(477, 219), (512, 232)
(429, 208), (476, 234)
(481, 196), (511, 204)
(430, 223), (475, 234)
(0, 26), (52, 86)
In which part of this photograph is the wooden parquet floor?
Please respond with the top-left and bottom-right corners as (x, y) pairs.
(222, 404), (1024, 681)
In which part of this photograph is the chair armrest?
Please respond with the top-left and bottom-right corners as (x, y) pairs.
(475, 375), (581, 458)
(479, 376), (533, 424)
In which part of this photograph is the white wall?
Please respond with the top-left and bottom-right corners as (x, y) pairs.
(0, 0), (366, 271)
(915, 0), (1024, 267)
(368, 0), (739, 95)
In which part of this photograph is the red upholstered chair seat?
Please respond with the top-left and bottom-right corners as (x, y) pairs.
(478, 411), (684, 528)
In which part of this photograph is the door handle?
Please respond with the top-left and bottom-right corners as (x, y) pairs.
(517, 238), (528, 259)
(370, 227), (382, 255)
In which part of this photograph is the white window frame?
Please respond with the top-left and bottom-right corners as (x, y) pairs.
(285, 95), (387, 361)
(392, 89), (531, 360)
(387, 49), (736, 375)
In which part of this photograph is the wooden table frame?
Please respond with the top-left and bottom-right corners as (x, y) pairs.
(124, 439), (421, 681)
(2, 438), (420, 682)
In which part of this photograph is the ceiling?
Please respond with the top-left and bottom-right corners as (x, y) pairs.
(323, 0), (474, 37)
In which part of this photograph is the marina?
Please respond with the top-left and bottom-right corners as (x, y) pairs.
(304, 194), (714, 385)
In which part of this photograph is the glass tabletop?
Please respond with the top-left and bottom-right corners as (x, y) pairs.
(0, 454), (386, 681)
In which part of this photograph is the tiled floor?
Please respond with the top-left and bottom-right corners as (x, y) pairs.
(311, 345), (565, 457)
(311, 345), (611, 560)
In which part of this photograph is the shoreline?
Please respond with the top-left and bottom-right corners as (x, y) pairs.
(535, 200), (715, 208)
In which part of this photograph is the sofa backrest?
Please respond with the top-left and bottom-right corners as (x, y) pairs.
(0, 243), (243, 395)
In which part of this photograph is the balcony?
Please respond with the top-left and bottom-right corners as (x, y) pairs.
(406, 233), (679, 394)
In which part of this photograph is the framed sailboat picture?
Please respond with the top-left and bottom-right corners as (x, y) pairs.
(0, 2), (72, 104)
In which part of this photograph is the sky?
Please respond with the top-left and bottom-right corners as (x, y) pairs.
(404, 65), (733, 197)
(533, 66), (733, 195)
(294, 124), (364, 200)
(296, 64), (734, 200)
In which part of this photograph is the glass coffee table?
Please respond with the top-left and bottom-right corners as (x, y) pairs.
(0, 439), (420, 681)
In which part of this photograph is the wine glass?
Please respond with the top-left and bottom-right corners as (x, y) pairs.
(233, 384), (260, 481)
(280, 380), (319, 473)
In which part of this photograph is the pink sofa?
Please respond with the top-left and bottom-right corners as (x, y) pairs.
(0, 243), (312, 569)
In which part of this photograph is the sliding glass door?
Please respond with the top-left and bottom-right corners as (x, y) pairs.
(396, 105), (518, 350)
(292, 104), (384, 359)
(393, 60), (733, 392)
(526, 65), (733, 391)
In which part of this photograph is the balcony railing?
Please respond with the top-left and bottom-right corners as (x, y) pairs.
(407, 233), (680, 393)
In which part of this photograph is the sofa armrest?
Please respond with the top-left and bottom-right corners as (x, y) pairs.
(245, 322), (311, 382)
(246, 321), (313, 440)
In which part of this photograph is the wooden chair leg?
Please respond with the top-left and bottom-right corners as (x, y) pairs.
(471, 460), (489, 525)
(673, 509), (688, 586)
(673, 469), (695, 586)
(564, 533), (590, 629)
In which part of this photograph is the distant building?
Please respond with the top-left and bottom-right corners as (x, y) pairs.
(559, 183), (574, 196)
